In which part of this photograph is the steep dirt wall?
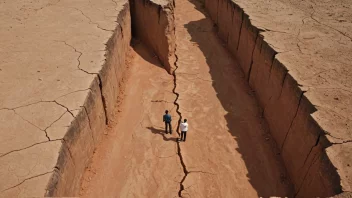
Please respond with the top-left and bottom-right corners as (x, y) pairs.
(204, 0), (343, 197)
(129, 0), (176, 73)
(46, 0), (174, 195)
(45, 3), (132, 196)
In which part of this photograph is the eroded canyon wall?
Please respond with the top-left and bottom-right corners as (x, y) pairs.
(129, 0), (176, 73)
(204, 0), (346, 196)
(47, 0), (177, 195)
(45, 3), (132, 196)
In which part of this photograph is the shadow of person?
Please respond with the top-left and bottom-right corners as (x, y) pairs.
(146, 126), (179, 142)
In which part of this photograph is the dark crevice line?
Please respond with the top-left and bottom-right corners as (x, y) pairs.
(261, 95), (273, 117)
(128, 2), (189, 195)
(57, 40), (109, 126)
(331, 140), (352, 145)
(170, 18), (189, 194)
(249, 36), (263, 84)
(2, 171), (54, 192)
(261, 56), (278, 117)
(44, 111), (67, 141)
(12, 109), (48, 140)
(55, 89), (91, 100)
(0, 101), (42, 112)
(0, 139), (62, 158)
(177, 143), (189, 197)
(118, 23), (124, 38)
(268, 53), (278, 81)
(278, 71), (289, 98)
(300, 135), (320, 171)
(97, 75), (109, 125)
(69, 6), (114, 32)
(171, 45), (189, 197)
(158, 6), (162, 25)
(294, 151), (319, 197)
(280, 91), (305, 151)
(53, 101), (75, 118)
(247, 33), (259, 82)
(310, 7), (352, 42)
(236, 11), (244, 51)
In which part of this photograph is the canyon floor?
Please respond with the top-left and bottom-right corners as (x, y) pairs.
(81, 0), (294, 197)
(1, 0), (351, 196)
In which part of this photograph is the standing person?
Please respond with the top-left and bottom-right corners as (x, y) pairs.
(180, 119), (188, 142)
(163, 110), (172, 134)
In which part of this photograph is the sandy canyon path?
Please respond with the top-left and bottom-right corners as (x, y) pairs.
(81, 0), (294, 197)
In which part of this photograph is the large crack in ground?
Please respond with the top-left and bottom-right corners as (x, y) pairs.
(1, 171), (55, 192)
(57, 40), (109, 125)
(171, 43), (189, 197)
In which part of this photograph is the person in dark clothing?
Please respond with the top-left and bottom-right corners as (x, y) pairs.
(180, 119), (188, 142)
(163, 110), (172, 134)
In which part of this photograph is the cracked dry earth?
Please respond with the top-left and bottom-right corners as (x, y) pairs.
(80, 42), (183, 197)
(2, 0), (352, 197)
(81, 0), (293, 197)
(0, 0), (125, 196)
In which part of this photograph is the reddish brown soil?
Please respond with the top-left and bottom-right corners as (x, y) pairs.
(80, 0), (294, 197)
(1, 0), (350, 196)
(203, 0), (352, 196)
(174, 0), (293, 196)
(80, 42), (182, 197)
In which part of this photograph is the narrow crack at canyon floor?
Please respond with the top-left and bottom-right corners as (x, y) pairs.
(1, 0), (351, 196)
(80, 42), (183, 197)
(171, 43), (190, 197)
(81, 0), (294, 197)
(169, 0), (294, 196)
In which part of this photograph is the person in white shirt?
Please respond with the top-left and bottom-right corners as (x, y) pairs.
(180, 119), (188, 142)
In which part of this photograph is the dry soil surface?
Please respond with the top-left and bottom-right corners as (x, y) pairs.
(233, 0), (352, 150)
(81, 43), (183, 197)
(224, 0), (352, 193)
(0, 0), (126, 196)
(81, 0), (294, 197)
